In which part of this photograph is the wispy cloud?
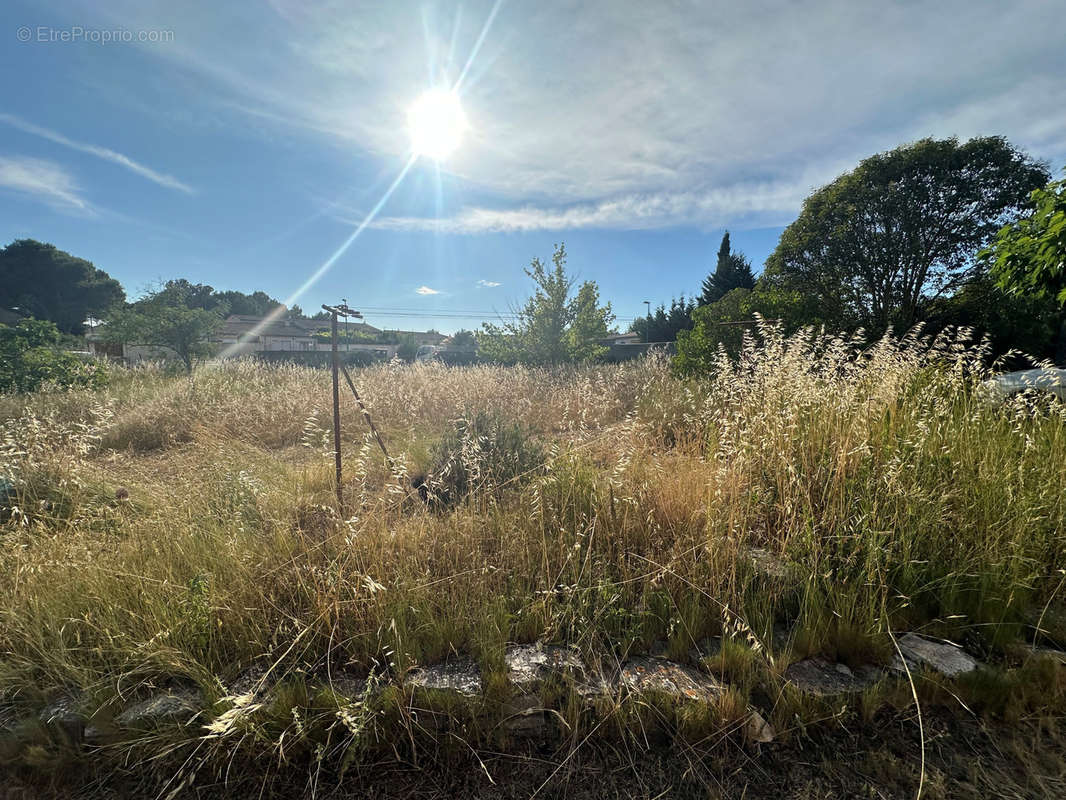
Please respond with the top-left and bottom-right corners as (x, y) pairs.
(0, 113), (194, 194)
(372, 174), (829, 233)
(0, 156), (89, 211)
(476, 279), (501, 287)
(415, 285), (441, 295)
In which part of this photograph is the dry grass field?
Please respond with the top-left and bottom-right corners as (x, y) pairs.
(2, 323), (1065, 797)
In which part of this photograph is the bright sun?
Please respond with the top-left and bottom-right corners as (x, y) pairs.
(408, 89), (467, 161)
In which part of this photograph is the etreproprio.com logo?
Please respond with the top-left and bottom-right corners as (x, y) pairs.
(16, 26), (174, 44)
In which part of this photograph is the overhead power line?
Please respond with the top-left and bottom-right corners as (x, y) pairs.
(353, 306), (639, 322)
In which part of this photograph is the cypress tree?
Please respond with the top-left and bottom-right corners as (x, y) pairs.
(699, 231), (755, 306)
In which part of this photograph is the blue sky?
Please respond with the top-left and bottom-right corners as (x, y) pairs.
(2, 0), (1065, 333)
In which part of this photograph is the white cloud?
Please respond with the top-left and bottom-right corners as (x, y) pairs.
(415, 285), (441, 295)
(0, 114), (194, 194)
(65, 0), (1066, 228)
(0, 156), (89, 211)
(476, 279), (501, 287)
(372, 169), (839, 233)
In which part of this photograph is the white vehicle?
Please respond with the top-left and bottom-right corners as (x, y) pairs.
(980, 368), (1066, 403)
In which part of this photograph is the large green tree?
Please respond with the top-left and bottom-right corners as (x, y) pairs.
(160, 280), (290, 318)
(699, 232), (755, 306)
(449, 329), (477, 349)
(215, 289), (285, 316)
(764, 137), (1049, 334)
(0, 239), (125, 334)
(479, 244), (614, 365)
(984, 173), (1066, 363)
(104, 283), (223, 371)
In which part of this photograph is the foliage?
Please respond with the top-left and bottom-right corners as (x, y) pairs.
(924, 273), (1062, 364)
(566, 281), (613, 360)
(0, 319), (108, 393)
(0, 239), (125, 334)
(985, 173), (1066, 306)
(630, 296), (696, 342)
(674, 278), (829, 375)
(450, 329), (477, 349)
(479, 243), (614, 364)
(984, 173), (1066, 363)
(699, 232), (755, 306)
(160, 279), (289, 318)
(674, 288), (752, 374)
(104, 282), (223, 371)
(764, 137), (1050, 333)
(422, 411), (544, 505)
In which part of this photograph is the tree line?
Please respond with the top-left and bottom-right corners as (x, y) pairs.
(661, 137), (1063, 372)
(2, 133), (1064, 386)
(487, 136), (1064, 369)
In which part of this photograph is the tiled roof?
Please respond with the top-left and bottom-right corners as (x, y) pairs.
(220, 315), (381, 339)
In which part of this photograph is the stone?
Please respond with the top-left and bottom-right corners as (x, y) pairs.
(227, 663), (272, 700)
(113, 691), (203, 730)
(617, 657), (774, 743)
(499, 644), (582, 738)
(504, 644), (585, 689)
(83, 725), (109, 745)
(406, 659), (481, 697)
(746, 709), (775, 743)
(618, 656), (726, 701)
(38, 696), (87, 743)
(501, 692), (546, 737)
(784, 659), (881, 696)
(574, 674), (612, 700)
(890, 634), (978, 677)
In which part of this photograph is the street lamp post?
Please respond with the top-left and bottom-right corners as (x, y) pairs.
(643, 300), (651, 342)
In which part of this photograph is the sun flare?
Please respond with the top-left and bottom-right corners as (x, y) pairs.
(408, 89), (467, 161)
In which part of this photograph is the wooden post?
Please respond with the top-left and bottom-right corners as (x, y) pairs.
(322, 302), (364, 511)
(329, 307), (342, 508)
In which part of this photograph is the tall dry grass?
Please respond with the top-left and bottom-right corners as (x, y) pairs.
(0, 323), (1064, 779)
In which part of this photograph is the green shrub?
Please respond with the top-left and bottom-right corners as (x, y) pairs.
(419, 412), (544, 505)
(0, 319), (108, 394)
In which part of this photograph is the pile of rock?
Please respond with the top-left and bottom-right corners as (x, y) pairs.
(6, 631), (1064, 760)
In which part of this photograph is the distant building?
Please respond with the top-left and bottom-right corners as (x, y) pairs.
(86, 314), (448, 365)
(599, 332), (642, 346)
(216, 314), (402, 359)
(218, 314), (382, 350)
